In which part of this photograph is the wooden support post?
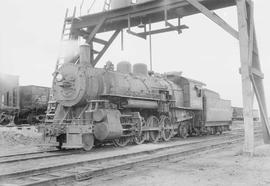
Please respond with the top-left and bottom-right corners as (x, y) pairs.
(236, 0), (255, 155)
(237, 0), (270, 154)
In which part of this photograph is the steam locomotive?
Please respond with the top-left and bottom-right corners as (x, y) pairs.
(41, 44), (232, 151)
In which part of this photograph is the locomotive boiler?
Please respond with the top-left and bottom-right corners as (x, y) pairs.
(41, 44), (232, 151)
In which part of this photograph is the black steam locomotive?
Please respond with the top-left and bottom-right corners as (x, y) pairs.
(41, 44), (232, 151)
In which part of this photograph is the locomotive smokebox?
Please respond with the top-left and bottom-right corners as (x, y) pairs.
(53, 63), (88, 107)
(80, 44), (91, 67)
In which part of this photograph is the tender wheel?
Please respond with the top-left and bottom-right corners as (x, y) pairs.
(178, 122), (189, 138)
(82, 133), (94, 151)
(212, 127), (217, 135)
(217, 126), (223, 135)
(160, 116), (174, 141)
(56, 144), (62, 150)
(56, 134), (65, 150)
(113, 137), (131, 147)
(194, 127), (201, 136)
(27, 113), (34, 124)
(147, 116), (160, 143)
(134, 118), (147, 145)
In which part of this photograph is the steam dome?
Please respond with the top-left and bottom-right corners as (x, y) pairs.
(133, 63), (148, 76)
(117, 61), (132, 74)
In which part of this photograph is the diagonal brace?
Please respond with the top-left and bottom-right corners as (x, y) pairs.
(86, 17), (106, 43)
(92, 30), (121, 66)
(185, 0), (239, 40)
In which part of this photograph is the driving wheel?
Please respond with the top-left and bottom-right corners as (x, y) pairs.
(82, 133), (94, 151)
(147, 116), (160, 143)
(113, 137), (131, 147)
(160, 116), (174, 141)
(134, 118), (147, 145)
(178, 122), (189, 138)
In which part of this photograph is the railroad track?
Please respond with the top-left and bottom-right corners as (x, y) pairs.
(0, 128), (251, 165)
(0, 150), (77, 164)
(0, 127), (251, 165)
(0, 128), (261, 186)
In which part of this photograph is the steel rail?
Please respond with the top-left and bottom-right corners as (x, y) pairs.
(0, 150), (77, 164)
(0, 127), (259, 164)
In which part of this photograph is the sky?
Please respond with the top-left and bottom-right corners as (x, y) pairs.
(0, 0), (269, 111)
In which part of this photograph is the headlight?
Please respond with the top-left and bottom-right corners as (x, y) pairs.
(56, 73), (63, 82)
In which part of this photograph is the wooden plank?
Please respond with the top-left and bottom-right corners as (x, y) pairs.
(185, 0), (238, 39)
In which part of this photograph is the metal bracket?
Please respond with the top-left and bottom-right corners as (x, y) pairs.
(164, 8), (185, 34)
(126, 12), (188, 39)
(127, 15), (147, 39)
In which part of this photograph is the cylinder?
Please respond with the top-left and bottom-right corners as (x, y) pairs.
(93, 109), (106, 122)
(93, 110), (123, 141)
(94, 122), (121, 141)
(80, 44), (91, 66)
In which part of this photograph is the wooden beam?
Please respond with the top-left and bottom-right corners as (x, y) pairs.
(250, 74), (270, 136)
(185, 0), (239, 39)
(137, 25), (188, 37)
(72, 0), (236, 33)
(92, 49), (99, 54)
(250, 67), (264, 79)
(93, 37), (108, 45)
(250, 34), (270, 143)
(236, 0), (255, 155)
(86, 17), (106, 43)
(92, 30), (121, 66)
(246, 0), (270, 144)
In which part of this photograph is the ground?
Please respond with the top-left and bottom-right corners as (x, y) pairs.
(0, 126), (43, 156)
(82, 140), (270, 186)
(1, 123), (270, 186)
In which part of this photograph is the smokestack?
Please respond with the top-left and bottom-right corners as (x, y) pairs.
(80, 44), (92, 67)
